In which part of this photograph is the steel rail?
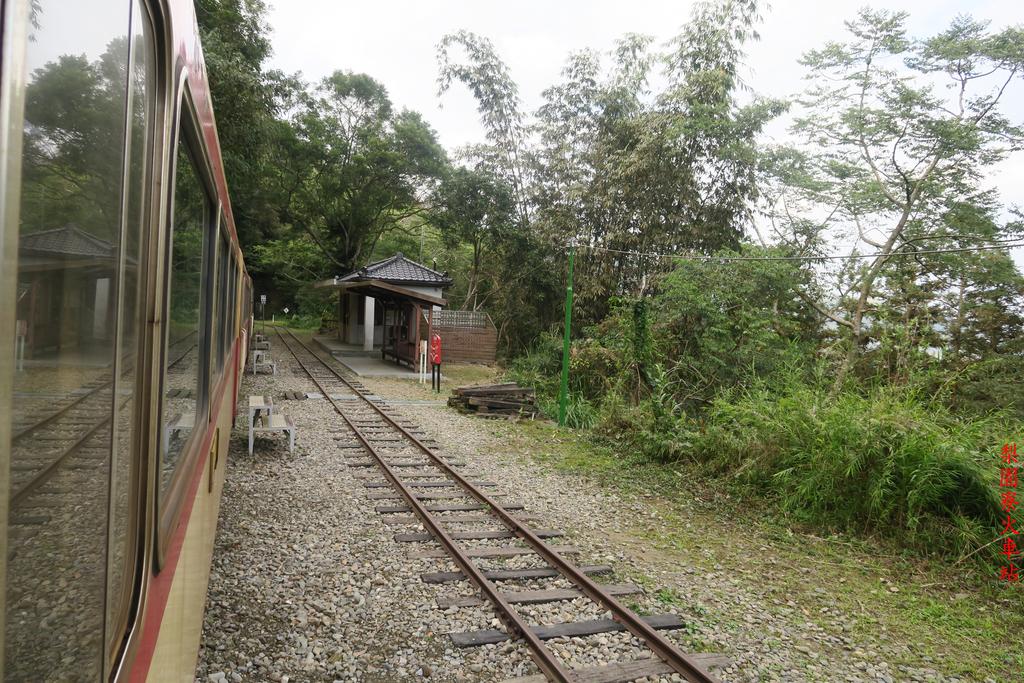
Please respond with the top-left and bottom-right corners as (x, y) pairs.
(278, 329), (719, 683)
(167, 342), (198, 369)
(12, 330), (195, 444)
(10, 394), (133, 508)
(11, 331), (196, 506)
(276, 329), (575, 681)
(12, 382), (111, 444)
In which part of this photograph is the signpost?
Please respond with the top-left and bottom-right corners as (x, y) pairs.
(430, 333), (442, 393)
(260, 294), (267, 334)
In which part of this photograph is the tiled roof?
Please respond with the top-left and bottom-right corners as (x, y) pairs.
(338, 252), (452, 286)
(19, 225), (115, 259)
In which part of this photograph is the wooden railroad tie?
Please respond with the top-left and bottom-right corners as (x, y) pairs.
(448, 383), (538, 418)
(435, 582), (640, 608)
(449, 613), (682, 647)
(366, 491), (504, 501)
(420, 564), (612, 584)
(356, 471), (452, 480)
(384, 513), (540, 525)
(394, 529), (563, 542)
(165, 388), (194, 399)
(377, 503), (524, 514)
(363, 480), (495, 488)
(348, 461), (466, 468)
(409, 545), (578, 560)
(500, 655), (730, 683)
(357, 472), (458, 481)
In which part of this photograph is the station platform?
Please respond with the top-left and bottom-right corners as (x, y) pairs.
(313, 335), (425, 378)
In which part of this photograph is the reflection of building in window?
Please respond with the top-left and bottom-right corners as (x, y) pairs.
(15, 225), (119, 357)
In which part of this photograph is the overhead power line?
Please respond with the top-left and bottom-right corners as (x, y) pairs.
(569, 239), (1024, 263)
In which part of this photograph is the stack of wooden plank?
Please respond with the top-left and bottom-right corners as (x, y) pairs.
(448, 383), (538, 419)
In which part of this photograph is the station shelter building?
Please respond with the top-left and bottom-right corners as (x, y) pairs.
(314, 253), (498, 367)
(315, 253), (451, 368)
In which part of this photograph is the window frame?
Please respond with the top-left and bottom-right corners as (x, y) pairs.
(103, 0), (160, 672)
(156, 84), (218, 564)
(232, 252), (238, 345)
(229, 249), (239, 354)
(215, 220), (231, 374)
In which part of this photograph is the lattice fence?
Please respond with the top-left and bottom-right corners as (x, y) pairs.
(428, 309), (494, 329)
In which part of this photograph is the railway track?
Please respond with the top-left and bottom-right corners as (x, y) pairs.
(274, 328), (722, 683)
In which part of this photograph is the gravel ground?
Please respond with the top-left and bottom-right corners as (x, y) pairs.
(196, 351), (988, 683)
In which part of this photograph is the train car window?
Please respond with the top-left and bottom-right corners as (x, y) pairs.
(106, 0), (155, 665)
(2, 0), (134, 678)
(228, 251), (237, 355)
(161, 126), (212, 506)
(216, 227), (230, 372)
(231, 255), (237, 346)
(233, 256), (240, 338)
(207, 223), (220, 379)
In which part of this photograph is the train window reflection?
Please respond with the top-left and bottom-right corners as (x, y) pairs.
(5, 0), (131, 678)
(162, 135), (209, 499)
(107, 0), (154, 661)
(217, 230), (231, 371)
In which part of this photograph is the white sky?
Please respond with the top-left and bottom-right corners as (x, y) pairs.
(266, 0), (1024, 265)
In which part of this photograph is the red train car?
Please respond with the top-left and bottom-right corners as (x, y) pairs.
(0, 0), (251, 679)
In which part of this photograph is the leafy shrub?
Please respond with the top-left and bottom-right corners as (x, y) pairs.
(599, 364), (696, 462)
(684, 378), (1006, 557)
(943, 355), (1024, 420)
(506, 332), (602, 428)
(506, 331), (563, 397)
(561, 393), (599, 429)
(649, 248), (819, 411)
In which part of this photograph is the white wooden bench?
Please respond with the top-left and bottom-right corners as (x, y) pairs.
(164, 412), (195, 454)
(248, 394), (273, 427)
(249, 413), (296, 455)
(250, 349), (277, 375)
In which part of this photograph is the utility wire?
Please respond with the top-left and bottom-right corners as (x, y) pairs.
(569, 239), (1024, 263)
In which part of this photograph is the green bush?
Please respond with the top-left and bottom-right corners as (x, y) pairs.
(505, 332), (602, 428)
(506, 331), (563, 396)
(943, 355), (1024, 420)
(683, 378), (1006, 557)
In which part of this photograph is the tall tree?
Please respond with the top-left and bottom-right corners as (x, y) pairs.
(767, 10), (1024, 388)
(285, 71), (448, 272)
(531, 1), (783, 322)
(195, 0), (283, 246)
(20, 40), (131, 238)
(431, 167), (515, 310)
(437, 31), (530, 226)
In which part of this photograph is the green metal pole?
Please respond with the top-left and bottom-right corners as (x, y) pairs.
(558, 246), (575, 427)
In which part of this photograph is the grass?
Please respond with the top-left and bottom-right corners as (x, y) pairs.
(682, 382), (1006, 559)
(488, 417), (1024, 681)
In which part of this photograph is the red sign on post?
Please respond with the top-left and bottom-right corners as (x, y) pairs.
(430, 333), (442, 365)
